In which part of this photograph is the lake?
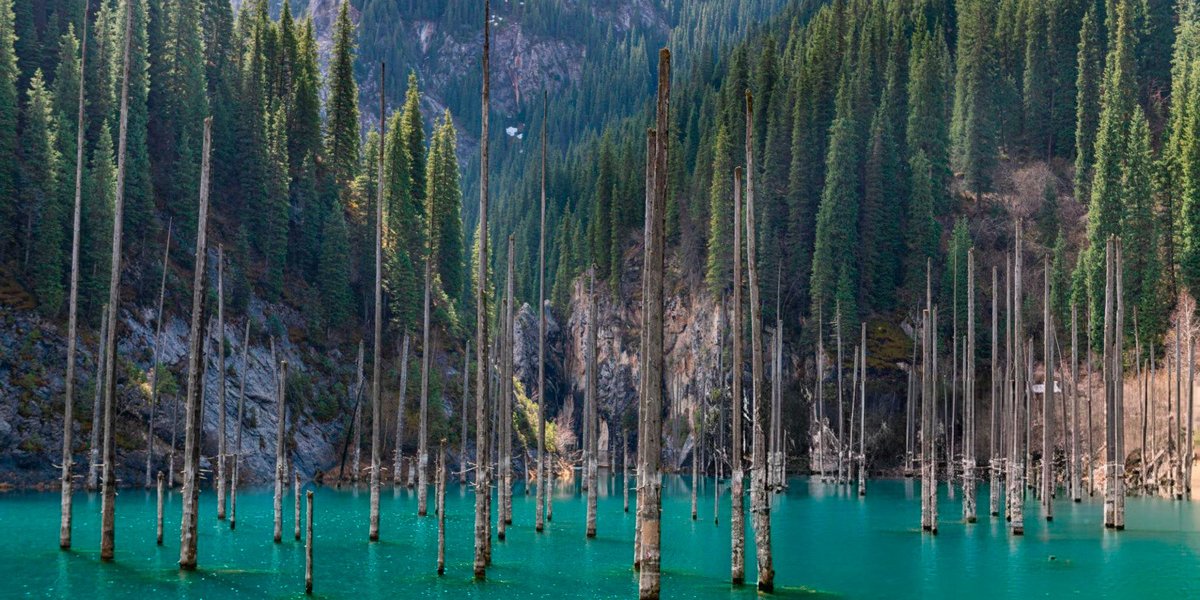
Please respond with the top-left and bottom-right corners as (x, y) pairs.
(4, 476), (1199, 598)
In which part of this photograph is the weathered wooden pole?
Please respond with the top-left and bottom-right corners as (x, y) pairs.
(836, 303), (844, 485)
(419, 234), (433, 516)
(931, 307), (939, 530)
(497, 237), (514, 540)
(921, 262), (932, 532)
(818, 310), (825, 480)
(59, 13), (89, 550)
(156, 471), (164, 545)
(393, 334), (410, 485)
(437, 440), (447, 575)
(370, 62), (386, 540)
(146, 224), (172, 492)
(951, 251), (959, 487)
(231, 320), (249, 529)
(624, 431), (630, 513)
(88, 308), (107, 491)
(216, 245), (227, 518)
(636, 47), (669, 600)
(906, 322), (915, 477)
(100, 0), (136, 562)
(503, 237), (515, 527)
(633, 124), (655, 569)
(536, 90), (549, 533)
(729, 165), (745, 585)
(850, 346), (859, 488)
(1176, 311), (1184, 500)
(587, 268), (599, 537)
(305, 490), (313, 595)
(473, 0), (492, 579)
(744, 91), (774, 592)
(1188, 323), (1195, 498)
(274, 360), (288, 544)
(1070, 304), (1081, 502)
(462, 341), (470, 484)
(178, 118), (213, 569)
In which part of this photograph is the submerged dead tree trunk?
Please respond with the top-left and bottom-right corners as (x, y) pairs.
(370, 63), (386, 540)
(100, 0), (136, 562)
(990, 266), (1000, 517)
(1010, 223), (1026, 536)
(274, 360), (288, 543)
(963, 249), (976, 522)
(859, 325), (866, 497)
(744, 91), (773, 592)
(147, 225), (172, 491)
(635, 128), (656, 572)
(729, 165), (745, 585)
(474, 1), (492, 579)
(394, 334), (410, 486)
(536, 91), (549, 532)
(1042, 258), (1054, 522)
(89, 308), (107, 491)
(498, 237), (514, 540)
(637, 48), (669, 600)
(216, 246), (227, 519)
(305, 490), (313, 595)
(232, 320), (250, 530)
(461, 342), (469, 484)
(178, 118), (213, 569)
(437, 440), (447, 575)
(60, 18), (88, 548)
(419, 240), (433, 516)
(587, 269), (599, 537)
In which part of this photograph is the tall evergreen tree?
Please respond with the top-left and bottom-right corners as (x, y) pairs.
(326, 0), (360, 190)
(22, 69), (64, 314)
(1074, 1), (1104, 204)
(428, 111), (464, 318)
(319, 200), (353, 327)
(906, 18), (952, 212)
(905, 150), (940, 303)
(705, 123), (734, 296)
(951, 0), (997, 196)
(0, 0), (16, 253)
(811, 104), (861, 322)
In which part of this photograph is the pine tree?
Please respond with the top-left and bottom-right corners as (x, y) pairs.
(326, 0), (360, 189)
(905, 150), (940, 303)
(263, 104), (289, 300)
(1121, 108), (1162, 341)
(705, 123), (733, 296)
(289, 19), (322, 180)
(1074, 2), (1103, 203)
(951, 0), (997, 196)
(861, 98), (902, 312)
(402, 71), (426, 210)
(117, 0), (155, 246)
(0, 0), (16, 252)
(82, 122), (115, 322)
(589, 136), (614, 281)
(319, 200), (352, 327)
(1085, 0), (1137, 345)
(428, 111), (464, 316)
(22, 69), (64, 315)
(811, 107), (860, 322)
(906, 17), (952, 212)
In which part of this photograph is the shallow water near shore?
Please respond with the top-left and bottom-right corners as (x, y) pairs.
(4, 476), (1200, 598)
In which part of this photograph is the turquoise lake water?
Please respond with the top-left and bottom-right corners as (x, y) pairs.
(4, 476), (1200, 598)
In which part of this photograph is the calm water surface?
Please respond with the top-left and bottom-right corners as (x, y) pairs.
(4, 476), (1200, 598)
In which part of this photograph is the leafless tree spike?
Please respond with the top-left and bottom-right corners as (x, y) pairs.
(394, 333), (410, 485)
(59, 17), (89, 550)
(536, 88), (548, 533)
(370, 62), (386, 541)
(474, 0), (492, 579)
(274, 360), (289, 544)
(586, 268), (599, 538)
(729, 164), (745, 585)
(232, 319), (250, 530)
(178, 118), (214, 569)
(217, 244), (227, 518)
(100, 0), (137, 562)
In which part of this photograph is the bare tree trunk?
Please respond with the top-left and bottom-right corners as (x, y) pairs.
(100, 0), (137, 562)
(503, 238), (515, 528)
(990, 266), (1000, 516)
(634, 127), (656, 572)
(536, 90), (549, 533)
(1072, 304), (1081, 502)
(437, 440), (446, 575)
(88, 307), (107, 492)
(232, 321), (249, 529)
(419, 252), (433, 516)
(1115, 240), (1126, 527)
(859, 324), (867, 497)
(178, 119), (213, 569)
(394, 333), (410, 486)
(1011, 223), (1025, 536)
(462, 342), (470, 484)
(352, 342), (364, 484)
(294, 469), (301, 540)
(1188, 322), (1195, 498)
(1087, 306), (1095, 497)
(1043, 258), (1054, 522)
(370, 63), (386, 541)
(1104, 237), (1117, 528)
(837, 304), (844, 486)
(274, 360), (288, 544)
(1176, 310), (1184, 500)
(818, 310), (825, 481)
(587, 269), (599, 537)
(624, 431), (630, 513)
(744, 91), (773, 592)
(146, 225), (172, 492)
(474, 2), (492, 578)
(951, 252), (958, 489)
(636, 48), (669, 600)
(963, 250), (975, 521)
(155, 471), (164, 545)
(305, 490), (313, 595)
(729, 165), (745, 585)
(216, 246), (227, 518)
(59, 18), (89, 550)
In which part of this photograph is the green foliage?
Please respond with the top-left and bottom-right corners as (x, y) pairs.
(319, 200), (353, 328)
(325, 0), (359, 189)
(22, 69), (64, 315)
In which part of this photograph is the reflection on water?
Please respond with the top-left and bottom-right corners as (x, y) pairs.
(4, 476), (1200, 598)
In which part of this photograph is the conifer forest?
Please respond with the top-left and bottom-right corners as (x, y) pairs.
(5, 0), (1200, 597)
